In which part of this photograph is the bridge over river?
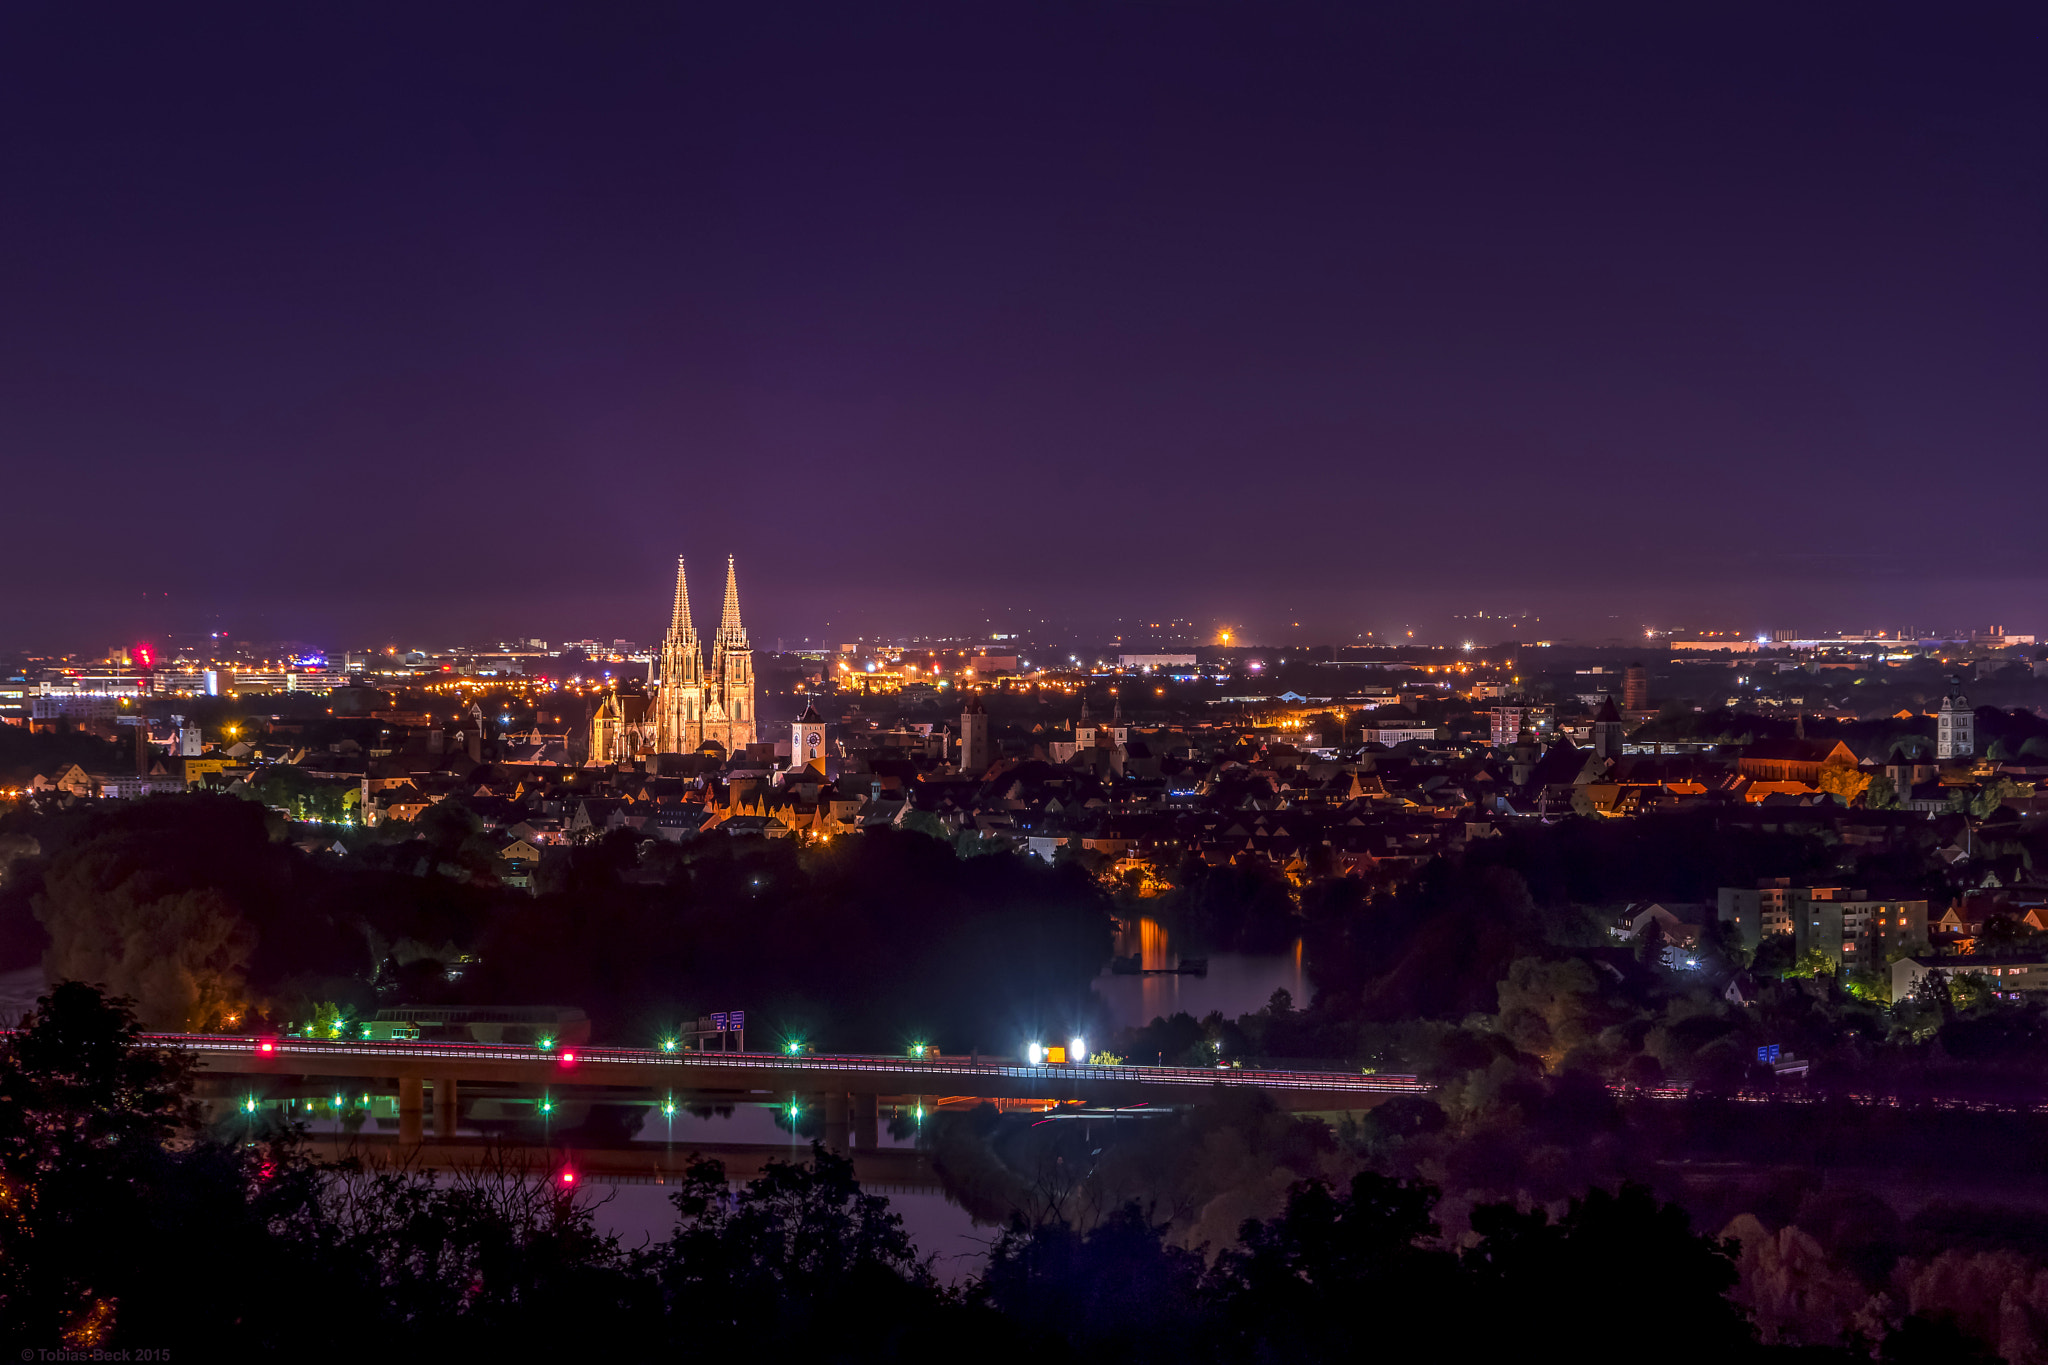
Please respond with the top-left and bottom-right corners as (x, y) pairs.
(158, 1033), (1429, 1154)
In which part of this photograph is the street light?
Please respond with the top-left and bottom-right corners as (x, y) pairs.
(1070, 1036), (1087, 1063)
(1026, 1042), (1043, 1065)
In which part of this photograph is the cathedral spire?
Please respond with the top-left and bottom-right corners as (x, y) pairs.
(718, 555), (746, 642)
(670, 556), (694, 635)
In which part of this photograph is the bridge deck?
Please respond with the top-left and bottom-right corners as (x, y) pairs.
(152, 1034), (1427, 1110)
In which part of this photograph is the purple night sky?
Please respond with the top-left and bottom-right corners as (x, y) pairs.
(1, 3), (2041, 648)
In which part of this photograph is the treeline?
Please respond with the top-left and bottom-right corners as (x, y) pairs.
(0, 795), (1114, 1053)
(9, 983), (1983, 1362)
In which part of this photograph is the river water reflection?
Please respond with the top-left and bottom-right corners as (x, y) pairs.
(1090, 917), (1306, 1032)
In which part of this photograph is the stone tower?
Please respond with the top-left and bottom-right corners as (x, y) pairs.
(960, 690), (991, 776)
(654, 556), (704, 755)
(792, 701), (832, 775)
(1590, 695), (1627, 760)
(1937, 675), (1974, 761)
(704, 556), (756, 754)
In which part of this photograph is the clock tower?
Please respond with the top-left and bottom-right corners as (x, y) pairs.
(791, 702), (832, 775)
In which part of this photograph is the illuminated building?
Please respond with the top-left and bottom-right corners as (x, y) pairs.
(791, 701), (833, 775)
(1936, 676), (1974, 761)
(646, 554), (756, 757)
(591, 688), (656, 765)
(653, 558), (704, 755)
(703, 557), (756, 754)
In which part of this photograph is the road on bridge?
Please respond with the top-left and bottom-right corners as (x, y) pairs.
(156, 1033), (1429, 1148)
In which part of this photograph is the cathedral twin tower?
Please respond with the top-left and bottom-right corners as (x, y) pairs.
(654, 555), (755, 755)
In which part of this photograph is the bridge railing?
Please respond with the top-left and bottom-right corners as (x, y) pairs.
(141, 1034), (1432, 1094)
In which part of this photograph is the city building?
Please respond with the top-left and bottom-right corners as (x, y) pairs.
(591, 689), (656, 765)
(1736, 738), (1859, 786)
(1623, 662), (1648, 713)
(1936, 675), (1975, 761)
(1894, 955), (2048, 1004)
(1719, 879), (1928, 967)
(1488, 706), (1526, 746)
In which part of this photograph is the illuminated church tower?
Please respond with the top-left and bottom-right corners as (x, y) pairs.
(654, 557), (704, 754)
(1937, 675), (1974, 761)
(702, 556), (756, 754)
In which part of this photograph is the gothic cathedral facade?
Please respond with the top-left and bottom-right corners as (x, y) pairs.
(652, 554), (756, 756)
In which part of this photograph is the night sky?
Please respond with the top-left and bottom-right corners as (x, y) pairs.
(2, 3), (2041, 649)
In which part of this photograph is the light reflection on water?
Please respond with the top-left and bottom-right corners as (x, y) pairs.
(1091, 917), (1306, 1032)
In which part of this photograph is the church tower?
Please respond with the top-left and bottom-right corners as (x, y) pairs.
(792, 701), (833, 775)
(1937, 675), (1974, 761)
(705, 556), (756, 753)
(960, 690), (991, 776)
(654, 556), (704, 755)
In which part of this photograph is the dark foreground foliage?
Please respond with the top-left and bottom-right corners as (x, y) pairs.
(7, 982), (1992, 1362)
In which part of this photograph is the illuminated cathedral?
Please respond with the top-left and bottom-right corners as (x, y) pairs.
(591, 555), (756, 764)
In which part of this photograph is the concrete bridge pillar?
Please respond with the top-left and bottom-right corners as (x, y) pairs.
(853, 1092), (879, 1150)
(821, 1092), (849, 1155)
(432, 1078), (459, 1139)
(399, 1075), (423, 1146)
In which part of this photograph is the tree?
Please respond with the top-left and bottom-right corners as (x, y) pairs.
(979, 1204), (1207, 1361)
(638, 1145), (946, 1352)
(1909, 966), (1952, 1017)
(1818, 759), (1871, 805)
(1782, 947), (1839, 980)
(1463, 1184), (1751, 1360)
(1211, 1172), (1461, 1359)
(36, 874), (252, 1030)
(1494, 956), (1624, 1066)
(0, 983), (194, 1342)
(1637, 915), (1669, 968)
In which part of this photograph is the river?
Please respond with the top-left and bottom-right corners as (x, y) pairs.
(1090, 916), (1308, 1032)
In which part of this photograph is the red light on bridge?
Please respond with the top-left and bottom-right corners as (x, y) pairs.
(560, 1169), (576, 1185)
(257, 1040), (276, 1054)
(559, 1051), (575, 1065)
